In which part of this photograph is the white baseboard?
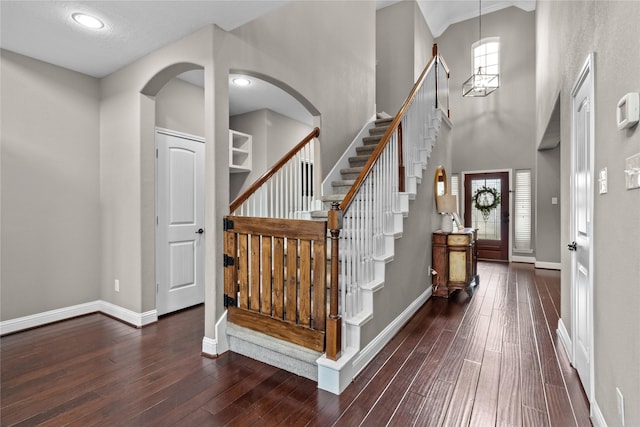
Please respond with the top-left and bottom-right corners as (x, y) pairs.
(1, 300), (157, 335)
(201, 310), (229, 357)
(512, 255), (536, 264)
(0, 301), (101, 335)
(557, 318), (573, 362)
(591, 399), (608, 427)
(351, 287), (432, 377)
(202, 336), (217, 357)
(535, 261), (561, 270)
(99, 301), (157, 327)
(317, 288), (432, 395)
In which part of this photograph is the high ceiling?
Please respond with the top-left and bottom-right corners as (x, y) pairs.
(0, 1), (534, 123)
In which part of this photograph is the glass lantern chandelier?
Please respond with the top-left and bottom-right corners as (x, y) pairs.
(462, 0), (500, 97)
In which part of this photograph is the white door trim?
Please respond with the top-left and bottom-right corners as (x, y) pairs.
(460, 168), (513, 261)
(569, 53), (595, 402)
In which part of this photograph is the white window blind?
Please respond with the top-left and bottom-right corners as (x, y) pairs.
(514, 169), (532, 252)
(450, 174), (460, 213)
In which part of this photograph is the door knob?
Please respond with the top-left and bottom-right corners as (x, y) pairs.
(196, 228), (204, 234)
(567, 241), (577, 251)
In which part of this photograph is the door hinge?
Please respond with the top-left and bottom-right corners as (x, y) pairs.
(156, 283), (159, 293)
(223, 217), (234, 231)
(156, 148), (158, 158)
(223, 294), (237, 307)
(223, 254), (235, 267)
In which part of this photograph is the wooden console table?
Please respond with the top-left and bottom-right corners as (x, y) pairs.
(432, 228), (479, 298)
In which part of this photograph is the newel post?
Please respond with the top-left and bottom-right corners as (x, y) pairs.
(326, 202), (342, 361)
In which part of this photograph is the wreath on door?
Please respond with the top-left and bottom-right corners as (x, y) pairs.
(472, 186), (501, 221)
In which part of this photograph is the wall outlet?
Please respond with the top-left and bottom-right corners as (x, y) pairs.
(114, 279), (120, 292)
(617, 387), (625, 426)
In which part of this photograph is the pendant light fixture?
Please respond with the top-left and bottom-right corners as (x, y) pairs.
(462, 0), (499, 97)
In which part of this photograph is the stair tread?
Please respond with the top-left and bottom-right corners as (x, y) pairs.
(363, 135), (383, 144)
(341, 167), (364, 173)
(322, 194), (346, 201)
(356, 145), (376, 154)
(375, 117), (393, 125)
(369, 126), (389, 135)
(332, 179), (356, 186)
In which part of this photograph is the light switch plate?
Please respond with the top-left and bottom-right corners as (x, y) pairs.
(598, 168), (608, 194)
(625, 153), (640, 190)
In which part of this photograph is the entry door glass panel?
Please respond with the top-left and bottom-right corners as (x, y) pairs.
(470, 178), (502, 241)
(464, 172), (509, 261)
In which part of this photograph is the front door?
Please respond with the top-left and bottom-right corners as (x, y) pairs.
(464, 172), (509, 261)
(570, 54), (594, 399)
(156, 129), (205, 316)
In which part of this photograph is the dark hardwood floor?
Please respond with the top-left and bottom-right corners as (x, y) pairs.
(0, 262), (590, 426)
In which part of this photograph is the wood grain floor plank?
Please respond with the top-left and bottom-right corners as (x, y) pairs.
(469, 349), (501, 427)
(497, 342), (522, 427)
(442, 359), (481, 427)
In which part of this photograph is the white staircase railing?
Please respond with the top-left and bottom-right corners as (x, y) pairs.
(332, 53), (448, 352)
(230, 128), (321, 218)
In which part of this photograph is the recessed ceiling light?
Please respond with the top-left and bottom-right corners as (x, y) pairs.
(232, 77), (251, 87)
(72, 13), (104, 29)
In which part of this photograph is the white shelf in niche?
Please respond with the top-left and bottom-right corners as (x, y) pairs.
(229, 130), (252, 173)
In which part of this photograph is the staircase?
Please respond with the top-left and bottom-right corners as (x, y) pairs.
(313, 117), (394, 214)
(222, 52), (450, 395)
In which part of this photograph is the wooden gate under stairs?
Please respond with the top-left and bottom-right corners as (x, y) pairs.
(223, 215), (328, 352)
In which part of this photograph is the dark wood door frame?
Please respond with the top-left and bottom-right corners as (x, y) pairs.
(463, 171), (510, 261)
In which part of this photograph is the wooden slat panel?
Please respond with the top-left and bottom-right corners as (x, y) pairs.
(261, 236), (272, 316)
(224, 229), (237, 303)
(312, 239), (326, 332)
(298, 240), (311, 327)
(286, 239), (298, 323)
(238, 234), (249, 309)
(250, 234), (260, 312)
(273, 237), (285, 319)
(227, 216), (326, 241)
(227, 307), (324, 352)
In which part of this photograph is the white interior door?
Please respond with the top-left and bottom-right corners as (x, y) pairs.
(156, 129), (205, 316)
(570, 54), (594, 400)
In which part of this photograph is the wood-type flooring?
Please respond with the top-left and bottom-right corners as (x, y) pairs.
(0, 262), (591, 426)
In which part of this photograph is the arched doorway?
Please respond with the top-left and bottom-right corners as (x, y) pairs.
(140, 63), (207, 316)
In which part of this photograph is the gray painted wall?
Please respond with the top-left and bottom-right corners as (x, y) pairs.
(376, 1), (434, 115)
(230, 0), (376, 178)
(435, 7), (537, 259)
(1, 50), (101, 320)
(535, 145), (560, 264)
(536, 1), (640, 424)
(156, 77), (205, 137)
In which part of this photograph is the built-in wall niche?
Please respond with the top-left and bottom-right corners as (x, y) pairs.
(229, 129), (252, 173)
